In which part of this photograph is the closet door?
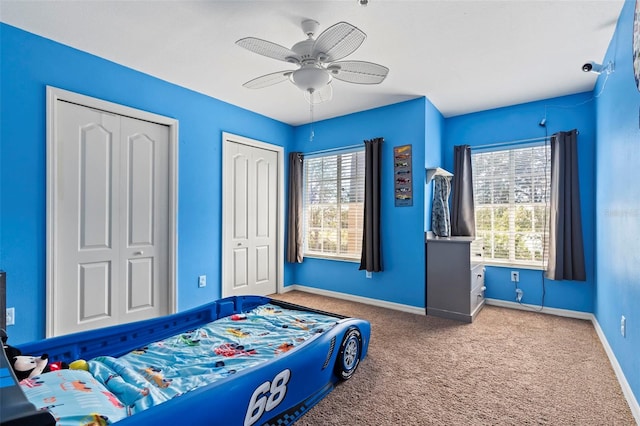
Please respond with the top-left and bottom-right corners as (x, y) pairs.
(119, 116), (170, 324)
(223, 138), (279, 297)
(53, 101), (169, 336)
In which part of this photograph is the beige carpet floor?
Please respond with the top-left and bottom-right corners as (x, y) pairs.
(270, 291), (636, 425)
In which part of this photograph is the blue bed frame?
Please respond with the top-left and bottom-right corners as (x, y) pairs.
(1, 295), (370, 425)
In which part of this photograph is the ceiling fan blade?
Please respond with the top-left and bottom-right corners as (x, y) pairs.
(312, 22), (366, 62)
(328, 61), (389, 84)
(242, 71), (293, 89)
(303, 84), (333, 104)
(236, 37), (300, 63)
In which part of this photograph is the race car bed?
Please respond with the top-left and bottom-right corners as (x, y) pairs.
(1, 295), (370, 426)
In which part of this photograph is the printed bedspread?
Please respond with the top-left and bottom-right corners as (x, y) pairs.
(20, 303), (339, 424)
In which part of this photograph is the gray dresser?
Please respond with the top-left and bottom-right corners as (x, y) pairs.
(426, 235), (485, 322)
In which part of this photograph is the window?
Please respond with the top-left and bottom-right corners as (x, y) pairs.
(303, 149), (365, 260)
(472, 144), (550, 268)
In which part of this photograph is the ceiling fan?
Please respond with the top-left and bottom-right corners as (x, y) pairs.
(236, 19), (389, 104)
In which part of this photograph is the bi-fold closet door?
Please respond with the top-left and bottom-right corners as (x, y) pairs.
(222, 133), (284, 298)
(50, 92), (174, 337)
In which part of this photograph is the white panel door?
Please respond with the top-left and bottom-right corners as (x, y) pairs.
(223, 140), (278, 297)
(54, 101), (169, 335)
(120, 116), (169, 322)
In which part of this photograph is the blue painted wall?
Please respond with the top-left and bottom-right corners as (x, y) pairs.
(0, 24), (293, 344)
(288, 98), (434, 308)
(594, 0), (640, 408)
(443, 92), (597, 313)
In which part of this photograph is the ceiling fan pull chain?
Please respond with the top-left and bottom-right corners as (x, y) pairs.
(309, 93), (315, 141)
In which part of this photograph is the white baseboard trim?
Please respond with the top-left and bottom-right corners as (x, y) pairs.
(484, 298), (594, 320)
(591, 317), (640, 424)
(468, 298), (640, 423)
(281, 284), (425, 316)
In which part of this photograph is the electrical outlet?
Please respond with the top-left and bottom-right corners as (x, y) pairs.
(365, 271), (372, 279)
(511, 271), (519, 282)
(6, 307), (15, 326)
(515, 289), (523, 303)
(621, 315), (626, 337)
(198, 275), (206, 288)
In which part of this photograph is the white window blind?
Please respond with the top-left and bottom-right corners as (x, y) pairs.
(472, 144), (551, 267)
(304, 149), (365, 261)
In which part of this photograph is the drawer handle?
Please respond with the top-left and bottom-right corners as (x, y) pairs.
(477, 274), (483, 278)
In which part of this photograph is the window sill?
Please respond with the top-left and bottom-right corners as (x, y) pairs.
(483, 261), (546, 271)
(303, 254), (360, 263)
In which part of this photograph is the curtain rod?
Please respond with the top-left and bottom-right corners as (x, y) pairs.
(473, 136), (550, 150)
(303, 143), (363, 156)
(474, 130), (580, 151)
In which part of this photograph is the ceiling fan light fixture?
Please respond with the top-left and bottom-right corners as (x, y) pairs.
(237, 19), (388, 107)
(290, 66), (332, 92)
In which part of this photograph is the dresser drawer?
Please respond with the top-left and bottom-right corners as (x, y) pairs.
(470, 281), (486, 316)
(470, 264), (485, 290)
(470, 239), (484, 264)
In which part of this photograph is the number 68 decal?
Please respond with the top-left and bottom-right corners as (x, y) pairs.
(244, 369), (291, 426)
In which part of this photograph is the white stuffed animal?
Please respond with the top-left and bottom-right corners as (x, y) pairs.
(12, 354), (49, 381)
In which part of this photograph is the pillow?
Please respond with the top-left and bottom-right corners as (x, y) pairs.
(89, 356), (170, 413)
(19, 369), (127, 425)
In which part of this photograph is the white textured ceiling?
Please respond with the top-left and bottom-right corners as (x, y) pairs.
(0, 0), (624, 126)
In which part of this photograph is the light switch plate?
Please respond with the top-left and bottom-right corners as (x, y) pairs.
(6, 307), (15, 326)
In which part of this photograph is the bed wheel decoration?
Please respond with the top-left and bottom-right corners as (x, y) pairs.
(335, 327), (362, 381)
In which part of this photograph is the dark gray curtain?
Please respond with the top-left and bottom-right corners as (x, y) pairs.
(451, 145), (476, 236)
(545, 130), (586, 281)
(360, 137), (383, 272)
(431, 175), (451, 237)
(286, 152), (304, 263)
